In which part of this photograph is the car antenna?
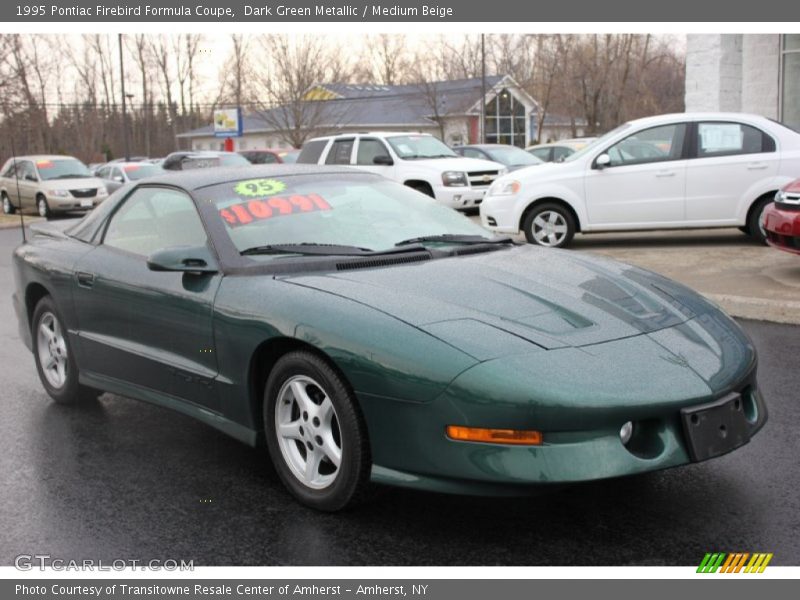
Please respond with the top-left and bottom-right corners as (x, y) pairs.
(10, 138), (26, 243)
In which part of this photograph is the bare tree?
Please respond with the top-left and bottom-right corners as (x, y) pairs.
(252, 34), (353, 147)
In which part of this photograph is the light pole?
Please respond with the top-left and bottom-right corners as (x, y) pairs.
(118, 33), (131, 161)
(480, 34), (486, 144)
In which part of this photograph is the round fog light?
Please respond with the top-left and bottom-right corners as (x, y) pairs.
(620, 421), (634, 445)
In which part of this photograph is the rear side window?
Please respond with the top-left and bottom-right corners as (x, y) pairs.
(325, 139), (355, 165)
(529, 147), (551, 162)
(297, 140), (328, 164)
(553, 146), (573, 162)
(696, 122), (776, 157)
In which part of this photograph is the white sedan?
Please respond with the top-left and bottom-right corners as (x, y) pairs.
(481, 112), (800, 247)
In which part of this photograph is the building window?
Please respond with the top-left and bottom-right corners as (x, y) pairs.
(483, 88), (527, 148)
(782, 35), (800, 131)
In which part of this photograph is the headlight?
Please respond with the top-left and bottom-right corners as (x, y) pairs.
(441, 171), (468, 187)
(488, 179), (521, 196)
(49, 189), (70, 198)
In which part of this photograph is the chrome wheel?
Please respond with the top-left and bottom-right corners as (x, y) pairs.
(275, 375), (342, 490)
(36, 312), (68, 389)
(37, 197), (48, 218)
(758, 205), (768, 239)
(532, 210), (568, 247)
(2, 196), (12, 215)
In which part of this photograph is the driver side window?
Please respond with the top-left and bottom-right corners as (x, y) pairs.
(605, 123), (687, 167)
(104, 187), (207, 257)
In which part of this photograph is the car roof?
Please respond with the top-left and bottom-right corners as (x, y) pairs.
(308, 131), (432, 142)
(11, 155), (81, 162)
(141, 164), (380, 191)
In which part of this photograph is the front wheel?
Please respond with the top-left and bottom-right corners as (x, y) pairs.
(522, 203), (576, 248)
(36, 195), (50, 219)
(2, 193), (15, 215)
(264, 351), (371, 511)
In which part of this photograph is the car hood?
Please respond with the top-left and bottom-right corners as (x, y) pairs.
(40, 177), (105, 190)
(409, 156), (504, 172)
(281, 244), (726, 355)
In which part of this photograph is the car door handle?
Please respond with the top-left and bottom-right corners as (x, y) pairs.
(747, 163), (768, 170)
(655, 170), (676, 177)
(76, 271), (95, 288)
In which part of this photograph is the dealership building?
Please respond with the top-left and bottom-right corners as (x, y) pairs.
(685, 34), (800, 130)
(177, 75), (586, 151)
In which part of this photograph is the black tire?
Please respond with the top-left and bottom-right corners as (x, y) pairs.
(406, 182), (435, 198)
(264, 351), (371, 511)
(746, 197), (773, 245)
(31, 296), (99, 404)
(36, 194), (51, 220)
(522, 202), (576, 248)
(738, 226), (750, 235)
(2, 192), (15, 215)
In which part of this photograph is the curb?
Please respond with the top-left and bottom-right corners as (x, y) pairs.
(706, 293), (800, 325)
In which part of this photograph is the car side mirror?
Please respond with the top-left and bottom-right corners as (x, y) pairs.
(147, 245), (218, 274)
(373, 155), (394, 166)
(25, 174), (37, 182)
(595, 154), (611, 169)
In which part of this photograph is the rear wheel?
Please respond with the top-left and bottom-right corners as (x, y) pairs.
(36, 195), (50, 219)
(2, 193), (15, 215)
(264, 351), (371, 511)
(747, 197), (773, 245)
(522, 202), (576, 248)
(32, 296), (99, 404)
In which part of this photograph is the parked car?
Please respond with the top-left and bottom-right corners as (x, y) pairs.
(95, 162), (165, 193)
(280, 149), (301, 164)
(764, 179), (800, 255)
(239, 149), (299, 165)
(1, 155), (108, 219)
(161, 151), (250, 171)
(13, 165), (766, 510)
(453, 144), (543, 172)
(297, 132), (506, 211)
(482, 113), (800, 247)
(526, 138), (597, 163)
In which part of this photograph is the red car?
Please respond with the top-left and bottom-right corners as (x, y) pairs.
(764, 179), (800, 255)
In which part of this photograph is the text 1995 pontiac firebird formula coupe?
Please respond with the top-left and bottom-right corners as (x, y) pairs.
(12, 165), (767, 510)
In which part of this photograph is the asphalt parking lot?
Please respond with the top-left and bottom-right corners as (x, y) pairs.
(1, 225), (799, 566)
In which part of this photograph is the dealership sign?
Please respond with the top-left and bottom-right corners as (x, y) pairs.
(213, 108), (243, 138)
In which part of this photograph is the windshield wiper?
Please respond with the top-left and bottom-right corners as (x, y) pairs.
(241, 243), (376, 256)
(394, 234), (512, 247)
(240, 242), (430, 257)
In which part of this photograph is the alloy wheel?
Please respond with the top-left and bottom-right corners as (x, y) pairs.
(36, 312), (68, 389)
(275, 375), (342, 490)
(532, 210), (568, 247)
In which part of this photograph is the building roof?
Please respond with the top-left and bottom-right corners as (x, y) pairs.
(178, 76), (513, 139)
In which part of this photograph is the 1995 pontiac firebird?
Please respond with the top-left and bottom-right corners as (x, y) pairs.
(12, 165), (767, 510)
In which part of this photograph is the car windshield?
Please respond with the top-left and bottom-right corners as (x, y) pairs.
(485, 146), (543, 166)
(196, 173), (493, 258)
(123, 164), (164, 180)
(562, 124), (631, 163)
(36, 158), (92, 180)
(386, 135), (458, 159)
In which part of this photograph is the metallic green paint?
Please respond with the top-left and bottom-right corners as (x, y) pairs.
(11, 176), (767, 495)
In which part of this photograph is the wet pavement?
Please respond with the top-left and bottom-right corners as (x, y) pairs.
(1, 226), (798, 566)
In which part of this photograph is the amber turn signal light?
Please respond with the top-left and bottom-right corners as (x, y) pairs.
(446, 425), (542, 446)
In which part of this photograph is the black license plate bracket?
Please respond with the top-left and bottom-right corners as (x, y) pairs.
(680, 393), (751, 462)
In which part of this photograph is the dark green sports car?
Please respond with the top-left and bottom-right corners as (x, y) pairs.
(12, 165), (767, 510)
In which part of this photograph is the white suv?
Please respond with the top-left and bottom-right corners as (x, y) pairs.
(297, 132), (505, 210)
(481, 113), (800, 247)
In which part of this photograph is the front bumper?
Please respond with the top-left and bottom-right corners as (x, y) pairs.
(480, 194), (520, 233)
(47, 195), (105, 212)
(433, 185), (489, 209)
(765, 204), (800, 255)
